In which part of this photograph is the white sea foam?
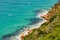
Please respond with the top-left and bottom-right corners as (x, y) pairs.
(36, 10), (48, 18)
(5, 10), (48, 40)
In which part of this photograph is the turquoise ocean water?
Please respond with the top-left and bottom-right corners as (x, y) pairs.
(0, 0), (58, 39)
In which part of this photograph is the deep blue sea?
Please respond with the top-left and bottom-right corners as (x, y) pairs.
(0, 0), (58, 40)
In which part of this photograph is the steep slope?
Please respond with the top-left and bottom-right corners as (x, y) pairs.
(24, 2), (60, 40)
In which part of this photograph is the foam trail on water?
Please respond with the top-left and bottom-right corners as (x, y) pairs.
(1, 10), (48, 40)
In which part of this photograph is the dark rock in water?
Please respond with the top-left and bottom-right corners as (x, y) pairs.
(2, 33), (14, 39)
(2, 31), (17, 39)
(14, 27), (23, 34)
(30, 18), (42, 24)
(33, 9), (44, 13)
(1, 26), (25, 40)
(2, 25), (26, 40)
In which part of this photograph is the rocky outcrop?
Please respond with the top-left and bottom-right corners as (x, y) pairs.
(41, 2), (60, 21)
(24, 2), (60, 40)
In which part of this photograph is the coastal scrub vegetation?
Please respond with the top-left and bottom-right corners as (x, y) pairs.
(24, 2), (60, 40)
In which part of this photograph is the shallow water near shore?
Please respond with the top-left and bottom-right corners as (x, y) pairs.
(0, 0), (58, 40)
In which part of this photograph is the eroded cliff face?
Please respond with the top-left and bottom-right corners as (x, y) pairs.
(24, 2), (60, 40)
(42, 2), (60, 21)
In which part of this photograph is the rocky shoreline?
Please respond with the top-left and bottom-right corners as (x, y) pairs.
(19, 12), (48, 40)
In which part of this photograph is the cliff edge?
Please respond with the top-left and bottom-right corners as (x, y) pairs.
(23, 2), (60, 40)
